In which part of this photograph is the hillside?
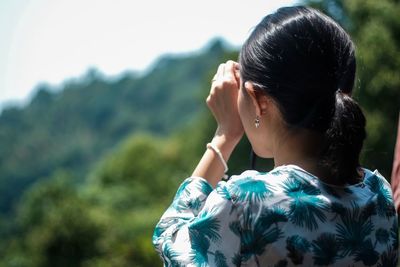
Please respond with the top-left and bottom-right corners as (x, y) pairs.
(0, 40), (244, 266)
(0, 39), (231, 214)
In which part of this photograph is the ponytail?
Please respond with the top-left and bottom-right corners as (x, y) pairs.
(240, 6), (367, 184)
(319, 91), (366, 184)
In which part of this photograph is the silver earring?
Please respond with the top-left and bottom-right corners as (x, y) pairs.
(255, 116), (260, 128)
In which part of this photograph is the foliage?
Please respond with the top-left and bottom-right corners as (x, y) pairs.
(0, 172), (103, 267)
(0, 39), (234, 266)
(0, 39), (228, 215)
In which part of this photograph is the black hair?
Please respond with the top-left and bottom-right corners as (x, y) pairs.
(240, 6), (366, 184)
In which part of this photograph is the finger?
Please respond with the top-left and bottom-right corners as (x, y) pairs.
(233, 65), (241, 85)
(206, 95), (211, 105)
(217, 63), (225, 79)
(233, 72), (240, 86)
(224, 60), (236, 79)
(212, 63), (225, 83)
(225, 60), (239, 86)
(231, 62), (241, 85)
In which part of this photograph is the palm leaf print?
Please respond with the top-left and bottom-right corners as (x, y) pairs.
(239, 207), (283, 266)
(360, 200), (377, 220)
(375, 228), (389, 245)
(282, 176), (328, 230)
(153, 225), (164, 242)
(282, 173), (320, 195)
(364, 175), (395, 218)
(229, 221), (241, 237)
(171, 179), (195, 212)
(390, 219), (398, 249)
(154, 217), (181, 243)
(274, 259), (288, 267)
(194, 179), (213, 196)
(335, 201), (374, 257)
(171, 197), (189, 212)
(216, 184), (231, 200)
(163, 242), (183, 267)
(173, 179), (192, 200)
(189, 208), (221, 242)
(330, 202), (346, 221)
(286, 235), (311, 265)
(354, 239), (379, 266)
(311, 233), (339, 266)
(214, 250), (229, 267)
(189, 231), (210, 266)
(187, 208), (221, 266)
(172, 179), (212, 212)
(231, 177), (273, 202)
(257, 207), (288, 229)
(231, 253), (242, 267)
(377, 246), (398, 267)
(251, 226), (283, 255)
(187, 198), (202, 212)
(216, 184), (239, 215)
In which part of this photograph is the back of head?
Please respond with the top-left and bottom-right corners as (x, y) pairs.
(240, 6), (366, 184)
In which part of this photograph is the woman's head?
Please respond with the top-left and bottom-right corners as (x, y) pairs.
(238, 6), (366, 184)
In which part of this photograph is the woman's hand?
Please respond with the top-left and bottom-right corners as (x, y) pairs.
(192, 60), (243, 187)
(206, 60), (244, 143)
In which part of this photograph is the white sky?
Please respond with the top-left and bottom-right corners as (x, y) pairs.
(0, 0), (295, 110)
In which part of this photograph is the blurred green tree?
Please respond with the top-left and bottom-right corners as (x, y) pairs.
(1, 172), (103, 267)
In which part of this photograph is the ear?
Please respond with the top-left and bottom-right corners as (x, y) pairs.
(244, 82), (269, 116)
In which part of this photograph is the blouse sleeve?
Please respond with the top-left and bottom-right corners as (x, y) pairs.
(152, 176), (241, 267)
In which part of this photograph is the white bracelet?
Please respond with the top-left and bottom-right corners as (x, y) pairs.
(206, 143), (229, 177)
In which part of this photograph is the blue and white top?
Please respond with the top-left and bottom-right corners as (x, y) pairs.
(153, 165), (399, 267)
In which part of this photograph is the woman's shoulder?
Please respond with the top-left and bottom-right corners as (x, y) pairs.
(361, 167), (394, 196)
(224, 164), (394, 198)
(226, 166), (288, 186)
(362, 167), (390, 184)
(226, 164), (312, 185)
(221, 165), (302, 202)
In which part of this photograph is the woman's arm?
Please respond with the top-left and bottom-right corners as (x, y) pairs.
(192, 60), (243, 187)
(153, 60), (244, 265)
(153, 177), (241, 266)
(192, 132), (240, 188)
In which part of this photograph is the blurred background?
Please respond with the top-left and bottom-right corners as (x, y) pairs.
(0, 0), (399, 266)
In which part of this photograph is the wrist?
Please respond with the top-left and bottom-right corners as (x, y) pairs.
(206, 143), (229, 179)
(215, 125), (243, 143)
(210, 134), (240, 162)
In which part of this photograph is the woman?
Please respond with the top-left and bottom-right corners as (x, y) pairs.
(153, 6), (398, 267)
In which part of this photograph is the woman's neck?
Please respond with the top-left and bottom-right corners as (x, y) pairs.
(272, 128), (337, 184)
(272, 128), (363, 185)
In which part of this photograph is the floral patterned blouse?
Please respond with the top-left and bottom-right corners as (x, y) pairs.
(153, 164), (398, 267)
